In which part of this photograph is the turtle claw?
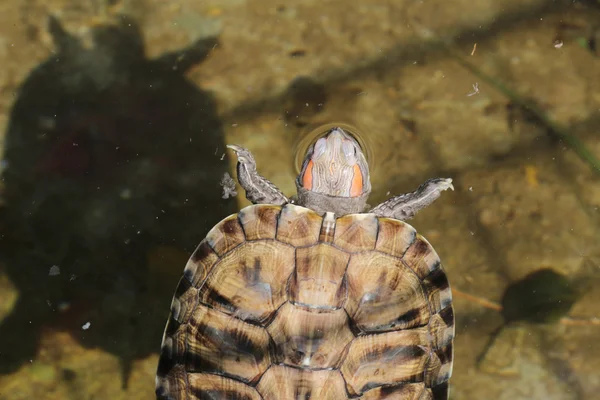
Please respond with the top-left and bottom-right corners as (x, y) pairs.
(226, 144), (255, 167)
(431, 177), (454, 193)
(440, 178), (454, 192)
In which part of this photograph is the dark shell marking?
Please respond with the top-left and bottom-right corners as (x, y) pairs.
(156, 204), (454, 399)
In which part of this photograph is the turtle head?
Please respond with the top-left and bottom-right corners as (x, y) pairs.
(295, 127), (371, 215)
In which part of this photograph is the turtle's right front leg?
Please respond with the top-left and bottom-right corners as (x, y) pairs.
(227, 145), (289, 205)
(369, 178), (454, 221)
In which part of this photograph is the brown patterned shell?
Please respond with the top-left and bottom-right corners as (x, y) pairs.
(156, 204), (454, 400)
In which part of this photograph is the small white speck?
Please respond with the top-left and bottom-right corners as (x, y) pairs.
(49, 265), (60, 276)
(232, 123), (238, 127)
(82, 322), (91, 330)
(553, 40), (563, 49)
(469, 186), (473, 192)
(467, 82), (479, 96)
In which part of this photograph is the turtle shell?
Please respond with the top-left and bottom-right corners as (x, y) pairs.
(156, 203), (454, 399)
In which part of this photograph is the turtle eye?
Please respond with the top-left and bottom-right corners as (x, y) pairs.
(312, 138), (327, 159)
(342, 140), (357, 165)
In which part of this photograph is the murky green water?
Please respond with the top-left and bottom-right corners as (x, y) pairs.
(0, 1), (599, 399)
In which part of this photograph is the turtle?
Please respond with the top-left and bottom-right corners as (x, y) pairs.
(155, 127), (455, 399)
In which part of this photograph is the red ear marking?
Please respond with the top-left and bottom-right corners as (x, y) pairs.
(350, 164), (363, 197)
(302, 160), (314, 190)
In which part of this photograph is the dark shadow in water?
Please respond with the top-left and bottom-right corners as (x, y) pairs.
(475, 268), (580, 367)
(0, 15), (236, 386)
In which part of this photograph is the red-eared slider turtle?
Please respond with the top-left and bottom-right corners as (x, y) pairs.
(156, 127), (455, 399)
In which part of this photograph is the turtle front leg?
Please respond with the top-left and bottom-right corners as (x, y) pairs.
(227, 144), (289, 205)
(370, 178), (454, 221)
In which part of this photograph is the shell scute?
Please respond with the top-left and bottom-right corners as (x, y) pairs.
(184, 240), (219, 287)
(238, 204), (281, 240)
(155, 364), (188, 399)
(275, 204), (323, 247)
(187, 373), (263, 400)
(185, 304), (272, 383)
(205, 214), (246, 256)
(401, 235), (441, 279)
(169, 277), (199, 326)
(360, 383), (432, 400)
(345, 251), (430, 333)
(333, 213), (378, 252)
(427, 343), (453, 387)
(198, 240), (295, 323)
(427, 308), (454, 351)
(256, 365), (348, 400)
(421, 268), (452, 315)
(289, 243), (349, 309)
(374, 218), (416, 258)
(266, 302), (354, 368)
(157, 329), (187, 381)
(340, 330), (430, 397)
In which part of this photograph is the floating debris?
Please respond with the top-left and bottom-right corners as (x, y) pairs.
(220, 172), (237, 199)
(524, 165), (539, 187)
(467, 82), (479, 96)
(82, 322), (91, 330)
(48, 265), (60, 276)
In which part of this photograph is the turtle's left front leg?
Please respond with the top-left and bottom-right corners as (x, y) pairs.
(370, 178), (454, 221)
(227, 145), (289, 205)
